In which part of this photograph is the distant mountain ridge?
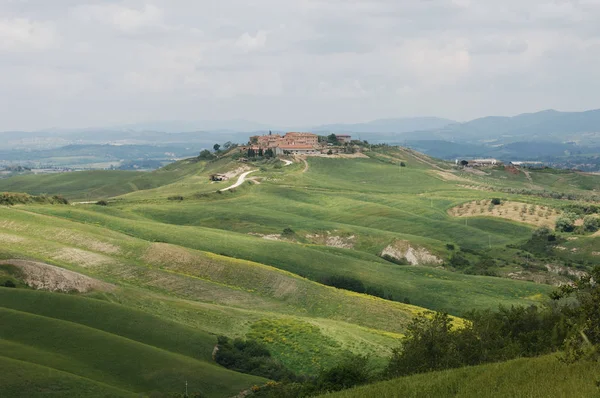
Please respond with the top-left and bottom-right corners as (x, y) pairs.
(313, 117), (456, 134)
(400, 109), (600, 144)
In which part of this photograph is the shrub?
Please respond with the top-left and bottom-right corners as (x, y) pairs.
(320, 275), (365, 293)
(446, 243), (455, 251)
(167, 195), (184, 201)
(556, 213), (577, 232)
(198, 150), (216, 160)
(583, 215), (600, 232)
(96, 200), (108, 206)
(315, 355), (372, 392)
(282, 227), (295, 236)
(491, 198), (501, 205)
(215, 336), (298, 382)
(3, 280), (16, 288)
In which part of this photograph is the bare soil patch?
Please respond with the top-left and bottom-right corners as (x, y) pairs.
(448, 200), (563, 228)
(381, 240), (442, 265)
(0, 259), (114, 292)
(248, 233), (283, 241)
(306, 232), (356, 249)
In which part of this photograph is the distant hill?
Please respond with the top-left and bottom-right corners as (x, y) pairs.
(401, 109), (600, 144)
(313, 117), (455, 134)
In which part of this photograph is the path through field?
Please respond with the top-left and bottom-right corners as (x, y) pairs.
(221, 170), (257, 191)
(296, 156), (309, 173)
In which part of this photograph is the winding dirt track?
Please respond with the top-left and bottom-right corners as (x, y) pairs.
(221, 170), (258, 191)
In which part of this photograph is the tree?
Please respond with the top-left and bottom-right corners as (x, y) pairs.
(198, 149), (216, 160)
(460, 160), (469, 166)
(556, 213), (577, 232)
(327, 134), (339, 145)
(213, 144), (221, 151)
(258, 148), (264, 157)
(583, 215), (600, 232)
(400, 162), (406, 167)
(551, 266), (600, 362)
(327, 149), (333, 155)
(316, 355), (372, 392)
(265, 148), (274, 158)
(491, 198), (501, 205)
(223, 141), (234, 149)
(385, 312), (461, 377)
(247, 148), (256, 158)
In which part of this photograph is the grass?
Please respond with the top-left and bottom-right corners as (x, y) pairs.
(8, 205), (552, 315)
(0, 289), (217, 362)
(0, 158), (206, 200)
(0, 356), (136, 398)
(0, 293), (265, 397)
(2, 146), (599, 392)
(322, 355), (600, 398)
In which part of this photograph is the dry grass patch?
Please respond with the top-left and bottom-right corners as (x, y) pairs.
(51, 229), (121, 254)
(52, 248), (117, 268)
(430, 171), (471, 183)
(448, 200), (561, 228)
(0, 233), (26, 244)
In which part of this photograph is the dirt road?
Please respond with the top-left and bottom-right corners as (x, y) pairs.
(221, 170), (257, 191)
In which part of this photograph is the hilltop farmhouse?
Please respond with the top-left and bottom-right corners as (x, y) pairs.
(242, 132), (353, 156)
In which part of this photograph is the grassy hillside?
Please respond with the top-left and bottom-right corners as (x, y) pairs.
(0, 290), (265, 397)
(0, 157), (207, 200)
(322, 355), (600, 398)
(6, 205), (552, 314)
(3, 146), (599, 394)
(0, 356), (136, 398)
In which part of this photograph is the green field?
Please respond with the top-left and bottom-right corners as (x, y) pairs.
(322, 354), (600, 398)
(1, 146), (599, 394)
(0, 289), (265, 397)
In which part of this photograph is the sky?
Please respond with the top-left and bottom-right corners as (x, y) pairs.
(1, 0), (600, 130)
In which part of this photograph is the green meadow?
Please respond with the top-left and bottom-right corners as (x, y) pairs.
(1, 145), (599, 394)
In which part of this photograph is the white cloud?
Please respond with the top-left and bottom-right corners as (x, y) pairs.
(71, 3), (163, 33)
(0, 18), (58, 51)
(1, 0), (600, 129)
(235, 31), (268, 52)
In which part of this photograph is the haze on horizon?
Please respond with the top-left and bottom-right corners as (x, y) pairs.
(1, 0), (600, 131)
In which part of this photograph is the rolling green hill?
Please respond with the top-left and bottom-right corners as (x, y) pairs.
(2, 145), (599, 395)
(0, 290), (265, 397)
(321, 354), (600, 398)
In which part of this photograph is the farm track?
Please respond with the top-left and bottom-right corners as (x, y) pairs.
(221, 170), (258, 191)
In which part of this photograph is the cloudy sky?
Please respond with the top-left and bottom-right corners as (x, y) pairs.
(1, 0), (600, 130)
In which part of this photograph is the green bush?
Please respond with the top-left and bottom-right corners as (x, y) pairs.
(215, 336), (298, 382)
(583, 216), (600, 232)
(491, 198), (501, 205)
(198, 150), (216, 160)
(555, 213), (577, 232)
(96, 200), (108, 206)
(167, 195), (184, 201)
